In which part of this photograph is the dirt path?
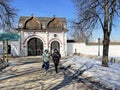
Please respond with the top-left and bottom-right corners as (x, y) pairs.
(0, 57), (91, 90)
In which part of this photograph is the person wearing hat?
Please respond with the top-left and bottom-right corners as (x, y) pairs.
(42, 49), (50, 73)
(52, 49), (61, 73)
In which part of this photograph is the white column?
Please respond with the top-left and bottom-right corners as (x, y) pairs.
(62, 31), (66, 56)
(45, 31), (49, 50)
(64, 32), (67, 56)
(21, 31), (25, 56)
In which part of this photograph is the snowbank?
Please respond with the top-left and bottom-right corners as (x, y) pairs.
(61, 56), (120, 89)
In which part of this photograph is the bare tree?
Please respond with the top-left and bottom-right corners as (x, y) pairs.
(0, 0), (17, 32)
(72, 0), (120, 67)
(71, 31), (87, 42)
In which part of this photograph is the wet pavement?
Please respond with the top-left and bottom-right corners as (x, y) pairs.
(0, 56), (91, 90)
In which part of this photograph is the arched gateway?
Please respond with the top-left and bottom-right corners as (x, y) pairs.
(28, 38), (43, 56)
(51, 41), (60, 53)
(18, 15), (67, 56)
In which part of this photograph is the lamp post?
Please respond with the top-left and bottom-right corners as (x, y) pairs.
(98, 38), (100, 56)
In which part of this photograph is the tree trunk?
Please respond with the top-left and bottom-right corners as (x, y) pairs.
(102, 0), (109, 67)
(102, 32), (110, 67)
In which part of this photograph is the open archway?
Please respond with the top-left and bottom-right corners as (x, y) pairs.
(51, 41), (60, 53)
(27, 38), (43, 56)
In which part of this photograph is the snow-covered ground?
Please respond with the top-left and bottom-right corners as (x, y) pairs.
(61, 56), (120, 89)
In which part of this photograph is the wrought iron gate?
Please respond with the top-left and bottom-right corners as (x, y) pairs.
(28, 38), (43, 56)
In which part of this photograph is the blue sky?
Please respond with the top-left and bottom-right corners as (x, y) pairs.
(11, 0), (120, 41)
(12, 0), (75, 18)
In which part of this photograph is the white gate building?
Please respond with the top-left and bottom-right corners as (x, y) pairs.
(17, 15), (67, 56)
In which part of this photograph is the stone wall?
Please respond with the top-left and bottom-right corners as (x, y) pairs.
(0, 41), (20, 56)
(67, 42), (120, 57)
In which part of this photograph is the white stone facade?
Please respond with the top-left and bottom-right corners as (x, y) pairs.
(19, 30), (67, 56)
(0, 41), (20, 56)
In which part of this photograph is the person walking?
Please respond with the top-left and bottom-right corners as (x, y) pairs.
(52, 49), (61, 73)
(42, 49), (50, 73)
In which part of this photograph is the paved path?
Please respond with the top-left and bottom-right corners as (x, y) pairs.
(0, 56), (91, 90)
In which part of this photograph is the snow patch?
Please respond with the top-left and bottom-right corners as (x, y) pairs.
(61, 56), (120, 89)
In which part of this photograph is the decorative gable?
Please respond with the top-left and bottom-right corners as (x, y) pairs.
(24, 16), (41, 29)
(47, 17), (62, 30)
(18, 15), (67, 32)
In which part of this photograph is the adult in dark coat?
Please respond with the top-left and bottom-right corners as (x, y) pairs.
(52, 49), (61, 73)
